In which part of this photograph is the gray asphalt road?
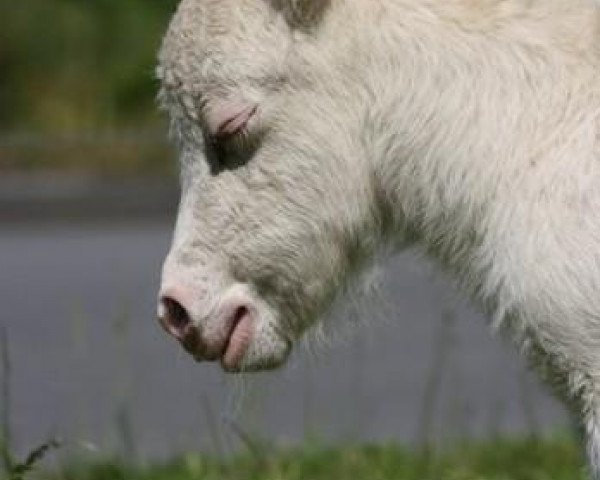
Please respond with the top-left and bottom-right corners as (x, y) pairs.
(1, 220), (568, 461)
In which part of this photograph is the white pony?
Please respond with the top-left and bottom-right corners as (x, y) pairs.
(156, 0), (600, 475)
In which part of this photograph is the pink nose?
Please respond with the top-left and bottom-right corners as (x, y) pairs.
(157, 287), (255, 369)
(158, 294), (215, 360)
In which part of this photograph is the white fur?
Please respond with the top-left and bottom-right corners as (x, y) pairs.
(157, 0), (600, 475)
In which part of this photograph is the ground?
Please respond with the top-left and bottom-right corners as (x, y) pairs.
(30, 437), (586, 480)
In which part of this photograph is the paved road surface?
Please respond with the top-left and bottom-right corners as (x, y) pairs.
(1, 220), (568, 461)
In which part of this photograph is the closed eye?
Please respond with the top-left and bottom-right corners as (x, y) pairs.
(214, 104), (258, 139)
(201, 99), (260, 173)
(204, 110), (262, 175)
(205, 100), (259, 140)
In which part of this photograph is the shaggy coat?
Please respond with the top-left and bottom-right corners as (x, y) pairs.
(157, 0), (600, 475)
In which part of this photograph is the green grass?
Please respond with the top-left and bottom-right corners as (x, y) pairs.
(38, 437), (587, 480)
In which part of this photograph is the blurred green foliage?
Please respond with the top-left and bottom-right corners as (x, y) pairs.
(39, 438), (587, 480)
(0, 0), (178, 133)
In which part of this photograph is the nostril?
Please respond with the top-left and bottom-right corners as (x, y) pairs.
(159, 296), (192, 340)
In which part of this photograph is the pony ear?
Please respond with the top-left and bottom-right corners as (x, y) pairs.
(270, 0), (330, 28)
